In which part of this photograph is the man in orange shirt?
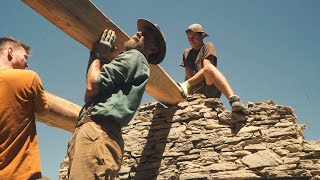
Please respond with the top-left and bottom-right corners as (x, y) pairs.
(0, 37), (49, 179)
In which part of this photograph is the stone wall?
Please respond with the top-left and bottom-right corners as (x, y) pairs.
(118, 94), (320, 179)
(59, 94), (320, 179)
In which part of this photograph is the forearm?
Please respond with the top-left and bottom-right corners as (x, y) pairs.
(187, 68), (205, 86)
(185, 68), (194, 81)
(84, 29), (115, 103)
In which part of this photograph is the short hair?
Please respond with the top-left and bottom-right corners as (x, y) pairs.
(0, 37), (32, 55)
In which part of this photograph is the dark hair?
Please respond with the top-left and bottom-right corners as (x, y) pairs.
(0, 37), (32, 55)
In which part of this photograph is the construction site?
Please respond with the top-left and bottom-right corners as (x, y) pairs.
(1, 0), (320, 179)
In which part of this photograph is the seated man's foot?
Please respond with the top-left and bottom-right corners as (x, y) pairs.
(229, 95), (248, 115)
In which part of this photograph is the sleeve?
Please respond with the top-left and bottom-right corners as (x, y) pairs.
(180, 51), (186, 68)
(31, 73), (49, 113)
(97, 51), (137, 93)
(180, 49), (190, 68)
(203, 42), (218, 66)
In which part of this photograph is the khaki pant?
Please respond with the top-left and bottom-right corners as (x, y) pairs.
(67, 121), (124, 180)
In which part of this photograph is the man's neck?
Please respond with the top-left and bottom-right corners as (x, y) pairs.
(192, 43), (204, 51)
(0, 59), (14, 69)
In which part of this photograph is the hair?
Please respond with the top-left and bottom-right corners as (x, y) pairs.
(0, 37), (32, 55)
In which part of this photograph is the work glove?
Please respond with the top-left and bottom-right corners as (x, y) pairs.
(91, 29), (116, 59)
(177, 81), (190, 98)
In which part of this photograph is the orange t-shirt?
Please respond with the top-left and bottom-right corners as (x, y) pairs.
(0, 69), (49, 179)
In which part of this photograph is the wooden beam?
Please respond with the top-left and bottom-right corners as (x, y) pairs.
(36, 92), (80, 132)
(22, 0), (185, 105)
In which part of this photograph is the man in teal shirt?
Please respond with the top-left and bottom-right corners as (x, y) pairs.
(67, 19), (166, 179)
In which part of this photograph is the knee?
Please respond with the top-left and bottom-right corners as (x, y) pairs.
(203, 64), (216, 75)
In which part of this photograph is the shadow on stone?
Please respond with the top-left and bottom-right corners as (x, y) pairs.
(131, 104), (176, 180)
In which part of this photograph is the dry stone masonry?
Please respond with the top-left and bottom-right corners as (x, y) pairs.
(59, 94), (320, 179)
(118, 94), (320, 179)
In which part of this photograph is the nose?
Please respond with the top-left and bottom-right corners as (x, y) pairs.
(137, 31), (143, 38)
(24, 55), (29, 68)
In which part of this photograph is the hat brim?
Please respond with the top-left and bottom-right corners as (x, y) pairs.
(137, 18), (166, 64)
(185, 29), (209, 38)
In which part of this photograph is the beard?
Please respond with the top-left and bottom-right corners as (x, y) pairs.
(124, 38), (144, 52)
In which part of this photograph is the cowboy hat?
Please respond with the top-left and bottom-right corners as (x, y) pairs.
(137, 18), (166, 64)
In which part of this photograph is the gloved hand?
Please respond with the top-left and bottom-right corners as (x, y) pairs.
(91, 29), (116, 59)
(177, 81), (190, 98)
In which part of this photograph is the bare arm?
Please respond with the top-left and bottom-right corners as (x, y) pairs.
(84, 57), (101, 103)
(84, 29), (116, 103)
(186, 67), (205, 86)
(186, 58), (212, 86)
(185, 67), (194, 81)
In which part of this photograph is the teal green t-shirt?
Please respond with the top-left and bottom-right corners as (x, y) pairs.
(79, 49), (150, 126)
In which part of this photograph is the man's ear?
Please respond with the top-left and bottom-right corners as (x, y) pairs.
(7, 47), (13, 61)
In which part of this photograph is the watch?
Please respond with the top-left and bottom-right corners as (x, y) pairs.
(90, 51), (102, 59)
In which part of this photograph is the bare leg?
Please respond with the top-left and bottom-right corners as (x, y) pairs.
(203, 64), (234, 99)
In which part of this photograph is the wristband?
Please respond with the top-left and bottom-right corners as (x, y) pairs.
(90, 51), (102, 59)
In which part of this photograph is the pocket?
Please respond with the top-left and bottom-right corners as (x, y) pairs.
(81, 122), (100, 142)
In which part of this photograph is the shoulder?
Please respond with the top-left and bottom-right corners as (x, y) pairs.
(22, 70), (40, 80)
(18, 70), (43, 85)
(118, 49), (148, 65)
(119, 49), (145, 59)
(183, 48), (192, 56)
(5, 69), (37, 77)
(204, 42), (215, 49)
(203, 42), (217, 56)
(184, 48), (192, 53)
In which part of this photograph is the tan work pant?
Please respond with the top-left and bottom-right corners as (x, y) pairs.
(67, 121), (124, 180)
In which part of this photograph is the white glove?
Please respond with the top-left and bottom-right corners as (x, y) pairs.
(178, 81), (190, 97)
(91, 29), (116, 59)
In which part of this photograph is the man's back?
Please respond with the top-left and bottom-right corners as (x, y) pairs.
(0, 69), (48, 179)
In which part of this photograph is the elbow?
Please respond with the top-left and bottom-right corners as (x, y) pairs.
(85, 74), (100, 103)
(36, 106), (49, 115)
(86, 80), (99, 93)
(86, 72), (100, 93)
(85, 85), (99, 103)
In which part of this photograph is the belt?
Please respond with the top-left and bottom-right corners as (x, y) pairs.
(76, 116), (122, 133)
(76, 116), (94, 127)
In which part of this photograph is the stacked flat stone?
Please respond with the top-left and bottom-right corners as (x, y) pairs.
(119, 94), (320, 180)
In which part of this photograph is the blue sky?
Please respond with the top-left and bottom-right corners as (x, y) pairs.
(1, 0), (320, 179)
